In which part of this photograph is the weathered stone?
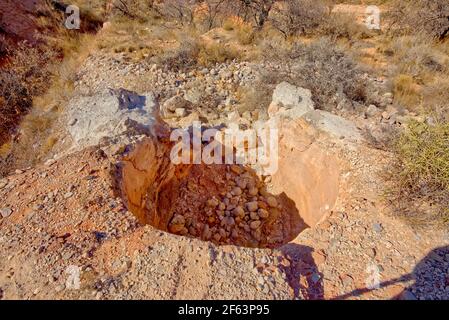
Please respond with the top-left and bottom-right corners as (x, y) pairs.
(266, 196), (278, 208)
(232, 187), (242, 196)
(268, 82), (314, 119)
(366, 105), (379, 118)
(250, 220), (261, 230)
(0, 207), (13, 218)
(270, 119), (339, 227)
(303, 110), (363, 142)
(207, 198), (219, 208)
(250, 211), (259, 220)
(248, 187), (259, 196)
(246, 201), (258, 212)
(257, 209), (269, 219)
(67, 89), (168, 152)
(233, 207), (245, 218)
(162, 96), (191, 116)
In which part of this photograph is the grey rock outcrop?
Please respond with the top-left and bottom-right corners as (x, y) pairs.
(303, 110), (363, 142)
(268, 82), (315, 119)
(67, 88), (168, 151)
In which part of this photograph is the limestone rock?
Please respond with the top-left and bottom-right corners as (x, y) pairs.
(303, 110), (363, 142)
(162, 96), (191, 118)
(67, 88), (168, 152)
(268, 82), (314, 119)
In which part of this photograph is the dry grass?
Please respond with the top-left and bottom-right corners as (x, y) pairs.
(382, 35), (449, 112)
(0, 43), (56, 146)
(0, 2), (99, 175)
(223, 16), (255, 45)
(392, 74), (421, 107)
(388, 0), (449, 40)
(13, 33), (97, 164)
(197, 41), (241, 66)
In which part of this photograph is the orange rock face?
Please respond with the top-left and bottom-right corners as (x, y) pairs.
(270, 118), (340, 228)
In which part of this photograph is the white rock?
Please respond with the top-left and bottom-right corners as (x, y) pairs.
(45, 159), (56, 167)
(303, 110), (363, 142)
(0, 207), (13, 218)
(175, 108), (187, 118)
(366, 105), (379, 118)
(66, 89), (168, 152)
(269, 82), (314, 119)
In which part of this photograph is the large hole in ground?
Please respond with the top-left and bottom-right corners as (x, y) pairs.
(118, 122), (339, 248)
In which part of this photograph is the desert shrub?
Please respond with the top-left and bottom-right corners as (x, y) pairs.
(322, 11), (374, 40)
(152, 34), (201, 71)
(160, 0), (229, 29)
(389, 0), (449, 40)
(111, 0), (160, 22)
(387, 120), (449, 225)
(0, 43), (56, 146)
(389, 36), (448, 79)
(270, 0), (329, 38)
(232, 0), (276, 28)
(223, 16), (238, 31)
(157, 0), (197, 25)
(236, 24), (256, 45)
(260, 37), (367, 110)
(197, 41), (241, 66)
(223, 16), (256, 45)
(422, 82), (449, 121)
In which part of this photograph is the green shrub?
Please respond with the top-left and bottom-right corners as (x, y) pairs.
(388, 120), (449, 225)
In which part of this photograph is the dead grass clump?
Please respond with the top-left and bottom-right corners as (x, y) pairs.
(111, 0), (160, 23)
(323, 12), (374, 40)
(387, 120), (449, 226)
(384, 35), (449, 111)
(197, 41), (241, 66)
(150, 33), (201, 71)
(392, 74), (421, 107)
(223, 16), (256, 45)
(389, 36), (448, 80)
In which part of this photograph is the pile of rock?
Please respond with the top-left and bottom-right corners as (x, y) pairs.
(168, 164), (284, 248)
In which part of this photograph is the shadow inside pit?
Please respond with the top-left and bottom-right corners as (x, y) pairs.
(279, 244), (324, 300)
(331, 245), (449, 300)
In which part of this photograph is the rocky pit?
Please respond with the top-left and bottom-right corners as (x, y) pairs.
(118, 119), (340, 248)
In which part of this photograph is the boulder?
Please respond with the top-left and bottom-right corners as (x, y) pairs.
(162, 96), (192, 118)
(67, 88), (169, 151)
(303, 110), (363, 142)
(268, 82), (314, 119)
(270, 118), (340, 228)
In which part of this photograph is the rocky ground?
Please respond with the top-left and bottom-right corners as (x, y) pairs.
(1, 119), (448, 300)
(1, 18), (449, 300)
